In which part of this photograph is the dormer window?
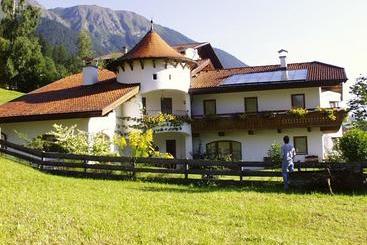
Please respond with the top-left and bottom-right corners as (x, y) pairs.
(153, 74), (158, 80)
(329, 101), (339, 108)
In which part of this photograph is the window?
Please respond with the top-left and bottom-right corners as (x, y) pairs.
(329, 101), (339, 108)
(291, 94), (305, 108)
(161, 98), (172, 114)
(0, 132), (6, 141)
(206, 141), (242, 161)
(294, 136), (308, 155)
(169, 74), (172, 80)
(166, 140), (176, 158)
(244, 97), (258, 113)
(142, 97), (146, 115)
(331, 137), (340, 146)
(203, 100), (216, 116)
(153, 74), (158, 80)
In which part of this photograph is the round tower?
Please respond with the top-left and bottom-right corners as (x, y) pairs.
(113, 25), (196, 158)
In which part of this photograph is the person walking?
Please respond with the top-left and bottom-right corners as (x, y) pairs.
(281, 136), (296, 190)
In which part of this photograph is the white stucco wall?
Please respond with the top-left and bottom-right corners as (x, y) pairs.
(0, 118), (89, 145)
(192, 87), (321, 115)
(153, 133), (190, 159)
(183, 48), (200, 61)
(323, 127), (343, 157)
(88, 111), (117, 139)
(143, 90), (188, 115)
(117, 59), (191, 93)
(193, 127), (326, 162)
(320, 90), (343, 108)
(115, 95), (143, 135)
(0, 113), (118, 146)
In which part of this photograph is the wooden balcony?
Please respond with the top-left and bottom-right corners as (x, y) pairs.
(191, 109), (347, 132)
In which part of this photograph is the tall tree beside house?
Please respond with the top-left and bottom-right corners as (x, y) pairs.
(77, 29), (94, 60)
(39, 36), (81, 76)
(349, 76), (367, 130)
(0, 0), (58, 92)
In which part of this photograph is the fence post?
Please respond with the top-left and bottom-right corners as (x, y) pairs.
(131, 158), (136, 179)
(184, 161), (189, 180)
(240, 165), (244, 182)
(39, 151), (44, 171)
(83, 157), (87, 174)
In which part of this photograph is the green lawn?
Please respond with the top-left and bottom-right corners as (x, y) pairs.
(0, 88), (23, 105)
(0, 157), (366, 244)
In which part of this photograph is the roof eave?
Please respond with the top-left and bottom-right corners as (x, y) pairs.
(0, 111), (103, 124)
(189, 79), (346, 95)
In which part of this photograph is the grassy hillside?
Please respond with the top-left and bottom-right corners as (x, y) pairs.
(0, 88), (23, 105)
(0, 157), (366, 244)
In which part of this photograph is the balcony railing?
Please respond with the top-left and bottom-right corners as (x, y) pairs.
(191, 108), (347, 132)
(145, 109), (189, 116)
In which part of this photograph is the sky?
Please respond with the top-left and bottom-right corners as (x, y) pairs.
(37, 0), (366, 90)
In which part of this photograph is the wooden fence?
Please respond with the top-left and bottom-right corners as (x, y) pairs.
(1, 140), (366, 186)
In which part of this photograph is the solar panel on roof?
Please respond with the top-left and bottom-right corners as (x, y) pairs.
(221, 69), (308, 86)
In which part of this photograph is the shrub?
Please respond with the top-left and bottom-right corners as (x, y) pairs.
(20, 124), (112, 156)
(339, 129), (367, 162)
(114, 129), (173, 158)
(325, 138), (345, 163)
(316, 107), (337, 121)
(267, 143), (282, 166)
(288, 108), (309, 117)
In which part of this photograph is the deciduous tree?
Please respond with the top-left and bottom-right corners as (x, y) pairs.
(348, 76), (367, 130)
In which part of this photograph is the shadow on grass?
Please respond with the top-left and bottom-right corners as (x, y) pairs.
(3, 154), (367, 196)
(133, 178), (367, 196)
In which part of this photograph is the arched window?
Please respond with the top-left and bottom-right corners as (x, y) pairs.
(206, 141), (242, 161)
(0, 132), (7, 141)
(0, 132), (7, 149)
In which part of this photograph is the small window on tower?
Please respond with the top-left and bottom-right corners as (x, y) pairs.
(153, 74), (158, 80)
(329, 101), (339, 108)
(169, 74), (172, 80)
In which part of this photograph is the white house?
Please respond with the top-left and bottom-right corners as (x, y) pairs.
(0, 27), (347, 162)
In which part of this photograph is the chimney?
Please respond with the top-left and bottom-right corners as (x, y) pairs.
(122, 46), (128, 55)
(278, 49), (288, 69)
(83, 58), (98, 86)
(278, 49), (288, 81)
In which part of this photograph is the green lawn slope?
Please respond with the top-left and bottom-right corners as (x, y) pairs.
(0, 157), (366, 244)
(0, 88), (23, 105)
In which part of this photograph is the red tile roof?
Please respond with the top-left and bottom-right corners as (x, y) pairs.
(0, 70), (139, 123)
(118, 31), (194, 64)
(190, 62), (347, 92)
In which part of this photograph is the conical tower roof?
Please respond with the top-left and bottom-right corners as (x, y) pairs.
(119, 30), (195, 64)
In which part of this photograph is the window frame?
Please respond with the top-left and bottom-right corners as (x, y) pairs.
(161, 97), (173, 114)
(244, 97), (258, 113)
(291, 94), (306, 109)
(203, 99), (216, 116)
(293, 136), (308, 155)
(142, 97), (147, 115)
(329, 101), (339, 108)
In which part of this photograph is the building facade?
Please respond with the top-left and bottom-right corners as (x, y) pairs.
(0, 29), (347, 162)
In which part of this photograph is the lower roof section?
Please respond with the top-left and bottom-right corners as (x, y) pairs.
(0, 70), (140, 123)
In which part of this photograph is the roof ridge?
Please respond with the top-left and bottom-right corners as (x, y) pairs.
(172, 42), (208, 47)
(308, 61), (345, 69)
(209, 61), (345, 73)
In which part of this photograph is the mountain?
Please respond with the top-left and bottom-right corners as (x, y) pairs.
(2, 1), (246, 68)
